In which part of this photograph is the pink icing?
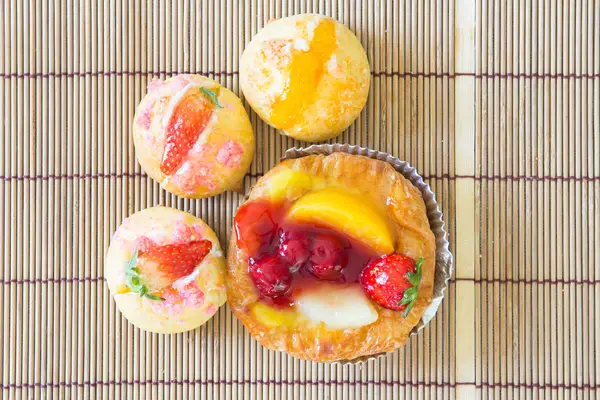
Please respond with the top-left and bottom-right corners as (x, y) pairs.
(216, 140), (244, 168)
(150, 281), (206, 315)
(147, 79), (164, 93)
(172, 220), (206, 243)
(136, 101), (154, 130)
(135, 236), (157, 252)
(169, 151), (218, 195)
(205, 304), (217, 316)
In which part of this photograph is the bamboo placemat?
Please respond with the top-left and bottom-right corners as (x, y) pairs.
(0, 0), (598, 399)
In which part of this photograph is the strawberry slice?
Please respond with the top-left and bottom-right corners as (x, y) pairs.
(161, 90), (214, 175)
(137, 240), (212, 291)
(359, 254), (423, 316)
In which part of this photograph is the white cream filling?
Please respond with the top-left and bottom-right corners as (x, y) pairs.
(293, 38), (310, 51)
(295, 284), (379, 330)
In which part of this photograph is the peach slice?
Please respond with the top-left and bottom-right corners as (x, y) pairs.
(251, 302), (299, 328)
(287, 187), (394, 254)
(267, 167), (313, 201)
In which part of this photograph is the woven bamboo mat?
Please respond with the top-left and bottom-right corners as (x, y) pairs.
(0, 0), (598, 398)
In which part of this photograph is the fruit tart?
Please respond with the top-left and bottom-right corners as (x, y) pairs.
(240, 14), (370, 142)
(106, 206), (227, 333)
(227, 153), (436, 361)
(133, 74), (255, 198)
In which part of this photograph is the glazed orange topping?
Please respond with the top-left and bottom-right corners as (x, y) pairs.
(269, 19), (337, 129)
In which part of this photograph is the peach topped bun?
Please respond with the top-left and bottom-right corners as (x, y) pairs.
(240, 14), (370, 142)
(106, 206), (227, 333)
(227, 153), (436, 362)
(133, 74), (254, 198)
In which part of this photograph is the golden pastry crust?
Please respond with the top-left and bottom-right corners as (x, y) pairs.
(240, 14), (370, 142)
(133, 74), (254, 198)
(227, 153), (436, 362)
(106, 206), (227, 333)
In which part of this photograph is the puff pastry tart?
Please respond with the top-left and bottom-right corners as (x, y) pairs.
(227, 153), (436, 361)
(133, 74), (254, 198)
(240, 14), (370, 142)
(106, 206), (227, 333)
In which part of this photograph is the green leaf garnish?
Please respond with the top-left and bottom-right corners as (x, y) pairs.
(144, 293), (164, 301)
(400, 257), (424, 318)
(200, 87), (224, 108)
(124, 249), (165, 302)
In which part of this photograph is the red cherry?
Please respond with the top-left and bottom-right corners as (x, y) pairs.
(307, 234), (347, 280)
(359, 253), (417, 311)
(248, 255), (293, 297)
(234, 201), (279, 257)
(277, 231), (311, 271)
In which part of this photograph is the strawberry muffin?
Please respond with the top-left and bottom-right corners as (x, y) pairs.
(133, 74), (255, 198)
(227, 153), (436, 362)
(106, 206), (227, 333)
(240, 14), (370, 142)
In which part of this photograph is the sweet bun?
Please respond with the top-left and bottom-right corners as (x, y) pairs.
(133, 74), (254, 198)
(240, 14), (370, 142)
(227, 153), (436, 361)
(106, 206), (227, 333)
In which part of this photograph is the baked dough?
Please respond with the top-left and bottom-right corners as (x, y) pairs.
(240, 14), (370, 142)
(227, 153), (436, 361)
(106, 206), (227, 333)
(133, 74), (254, 198)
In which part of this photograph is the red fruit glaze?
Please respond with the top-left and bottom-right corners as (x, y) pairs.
(234, 200), (382, 307)
(359, 253), (416, 311)
(277, 231), (311, 271)
(234, 200), (281, 257)
(138, 240), (213, 289)
(248, 255), (293, 297)
(161, 90), (214, 175)
(307, 233), (347, 280)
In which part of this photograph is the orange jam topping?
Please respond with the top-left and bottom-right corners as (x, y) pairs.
(269, 19), (337, 129)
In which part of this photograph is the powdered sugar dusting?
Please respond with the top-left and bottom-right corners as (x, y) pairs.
(216, 140), (244, 168)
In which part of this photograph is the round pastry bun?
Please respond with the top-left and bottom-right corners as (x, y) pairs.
(240, 14), (370, 142)
(133, 74), (255, 198)
(227, 153), (436, 362)
(106, 206), (227, 334)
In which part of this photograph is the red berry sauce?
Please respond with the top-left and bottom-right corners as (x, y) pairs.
(234, 199), (381, 307)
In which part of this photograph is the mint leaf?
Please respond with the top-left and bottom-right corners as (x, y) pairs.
(400, 258), (425, 318)
(200, 87), (224, 108)
(124, 249), (163, 302)
(144, 293), (165, 301)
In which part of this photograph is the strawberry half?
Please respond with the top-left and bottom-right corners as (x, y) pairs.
(161, 90), (215, 175)
(359, 254), (423, 316)
(136, 239), (212, 291)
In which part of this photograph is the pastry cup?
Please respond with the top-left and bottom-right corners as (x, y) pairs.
(282, 144), (453, 364)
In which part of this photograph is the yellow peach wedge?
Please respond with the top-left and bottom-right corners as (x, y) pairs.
(266, 167), (314, 202)
(287, 187), (395, 254)
(251, 302), (299, 328)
